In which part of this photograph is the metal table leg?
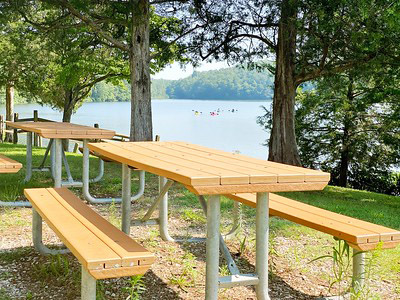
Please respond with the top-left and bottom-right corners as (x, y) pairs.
(198, 196), (240, 275)
(24, 132), (33, 182)
(121, 164), (131, 234)
(205, 195), (220, 300)
(54, 139), (62, 188)
(50, 139), (56, 179)
(256, 192), (270, 300)
(159, 176), (174, 242)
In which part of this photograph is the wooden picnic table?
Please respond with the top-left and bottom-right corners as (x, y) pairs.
(0, 154), (22, 173)
(6, 121), (115, 188)
(88, 141), (330, 299)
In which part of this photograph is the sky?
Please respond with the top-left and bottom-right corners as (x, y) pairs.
(152, 61), (230, 80)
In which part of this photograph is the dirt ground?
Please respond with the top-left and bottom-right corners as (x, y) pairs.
(0, 202), (398, 300)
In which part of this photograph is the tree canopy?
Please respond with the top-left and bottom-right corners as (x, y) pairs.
(160, 0), (400, 165)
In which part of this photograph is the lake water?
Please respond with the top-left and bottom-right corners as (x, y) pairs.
(0, 100), (271, 159)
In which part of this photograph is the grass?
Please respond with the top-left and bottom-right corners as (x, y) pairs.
(1, 142), (400, 298)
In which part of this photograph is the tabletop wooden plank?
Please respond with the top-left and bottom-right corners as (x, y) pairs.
(132, 142), (279, 184)
(160, 142), (305, 183)
(171, 142), (330, 182)
(115, 142), (252, 185)
(6, 121), (115, 139)
(89, 141), (330, 194)
(88, 142), (221, 186)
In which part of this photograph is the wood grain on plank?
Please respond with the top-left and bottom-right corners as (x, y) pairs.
(6, 122), (115, 139)
(226, 193), (400, 246)
(170, 142), (330, 182)
(88, 142), (221, 186)
(185, 182), (329, 195)
(49, 188), (154, 268)
(0, 154), (22, 173)
(24, 188), (121, 270)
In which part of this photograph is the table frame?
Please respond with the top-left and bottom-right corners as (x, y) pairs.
(112, 166), (270, 299)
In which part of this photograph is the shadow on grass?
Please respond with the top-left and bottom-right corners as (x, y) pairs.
(174, 238), (319, 300)
(0, 246), (183, 300)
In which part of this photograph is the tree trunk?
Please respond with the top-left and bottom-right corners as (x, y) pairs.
(62, 89), (75, 150)
(129, 0), (152, 141)
(5, 82), (14, 142)
(338, 78), (354, 187)
(268, 0), (301, 166)
(338, 127), (349, 187)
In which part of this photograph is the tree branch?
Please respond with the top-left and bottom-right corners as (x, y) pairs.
(55, 0), (129, 52)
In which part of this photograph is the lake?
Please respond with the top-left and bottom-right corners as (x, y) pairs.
(0, 99), (271, 159)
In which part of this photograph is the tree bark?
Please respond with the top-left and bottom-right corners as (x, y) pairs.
(62, 89), (75, 123)
(338, 127), (349, 187)
(268, 0), (301, 166)
(338, 78), (354, 187)
(129, 0), (152, 141)
(62, 89), (75, 150)
(5, 82), (14, 142)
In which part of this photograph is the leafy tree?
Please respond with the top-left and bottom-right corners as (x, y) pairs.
(0, 8), (45, 140)
(166, 67), (273, 100)
(171, 0), (400, 165)
(39, 0), (188, 141)
(12, 2), (128, 122)
(294, 70), (399, 194)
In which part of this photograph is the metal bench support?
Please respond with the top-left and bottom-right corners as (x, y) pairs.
(81, 266), (96, 300)
(32, 208), (69, 255)
(352, 249), (365, 293)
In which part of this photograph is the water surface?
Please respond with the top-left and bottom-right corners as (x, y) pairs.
(0, 99), (271, 159)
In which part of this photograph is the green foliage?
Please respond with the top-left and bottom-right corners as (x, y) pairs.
(166, 67), (273, 100)
(310, 239), (352, 294)
(151, 79), (172, 99)
(89, 81), (130, 103)
(88, 66), (274, 101)
(294, 71), (400, 195)
(33, 254), (73, 283)
(123, 275), (146, 300)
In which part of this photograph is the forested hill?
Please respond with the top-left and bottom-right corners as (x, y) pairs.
(160, 67), (274, 100)
(85, 67), (274, 102)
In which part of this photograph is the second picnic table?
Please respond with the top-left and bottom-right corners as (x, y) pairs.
(88, 141), (330, 300)
(6, 121), (115, 188)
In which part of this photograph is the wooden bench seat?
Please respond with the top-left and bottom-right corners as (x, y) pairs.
(226, 193), (400, 251)
(0, 154), (22, 173)
(24, 187), (154, 298)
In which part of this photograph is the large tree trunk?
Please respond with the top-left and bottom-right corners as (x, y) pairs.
(5, 82), (14, 142)
(129, 0), (152, 142)
(338, 78), (354, 187)
(268, 0), (301, 166)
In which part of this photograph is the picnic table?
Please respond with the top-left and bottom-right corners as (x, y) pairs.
(6, 121), (115, 188)
(88, 141), (330, 300)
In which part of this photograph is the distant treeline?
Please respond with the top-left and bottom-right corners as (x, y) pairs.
(0, 67), (274, 104)
(87, 67), (274, 102)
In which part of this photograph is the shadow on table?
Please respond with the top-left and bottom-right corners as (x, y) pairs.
(174, 238), (319, 300)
